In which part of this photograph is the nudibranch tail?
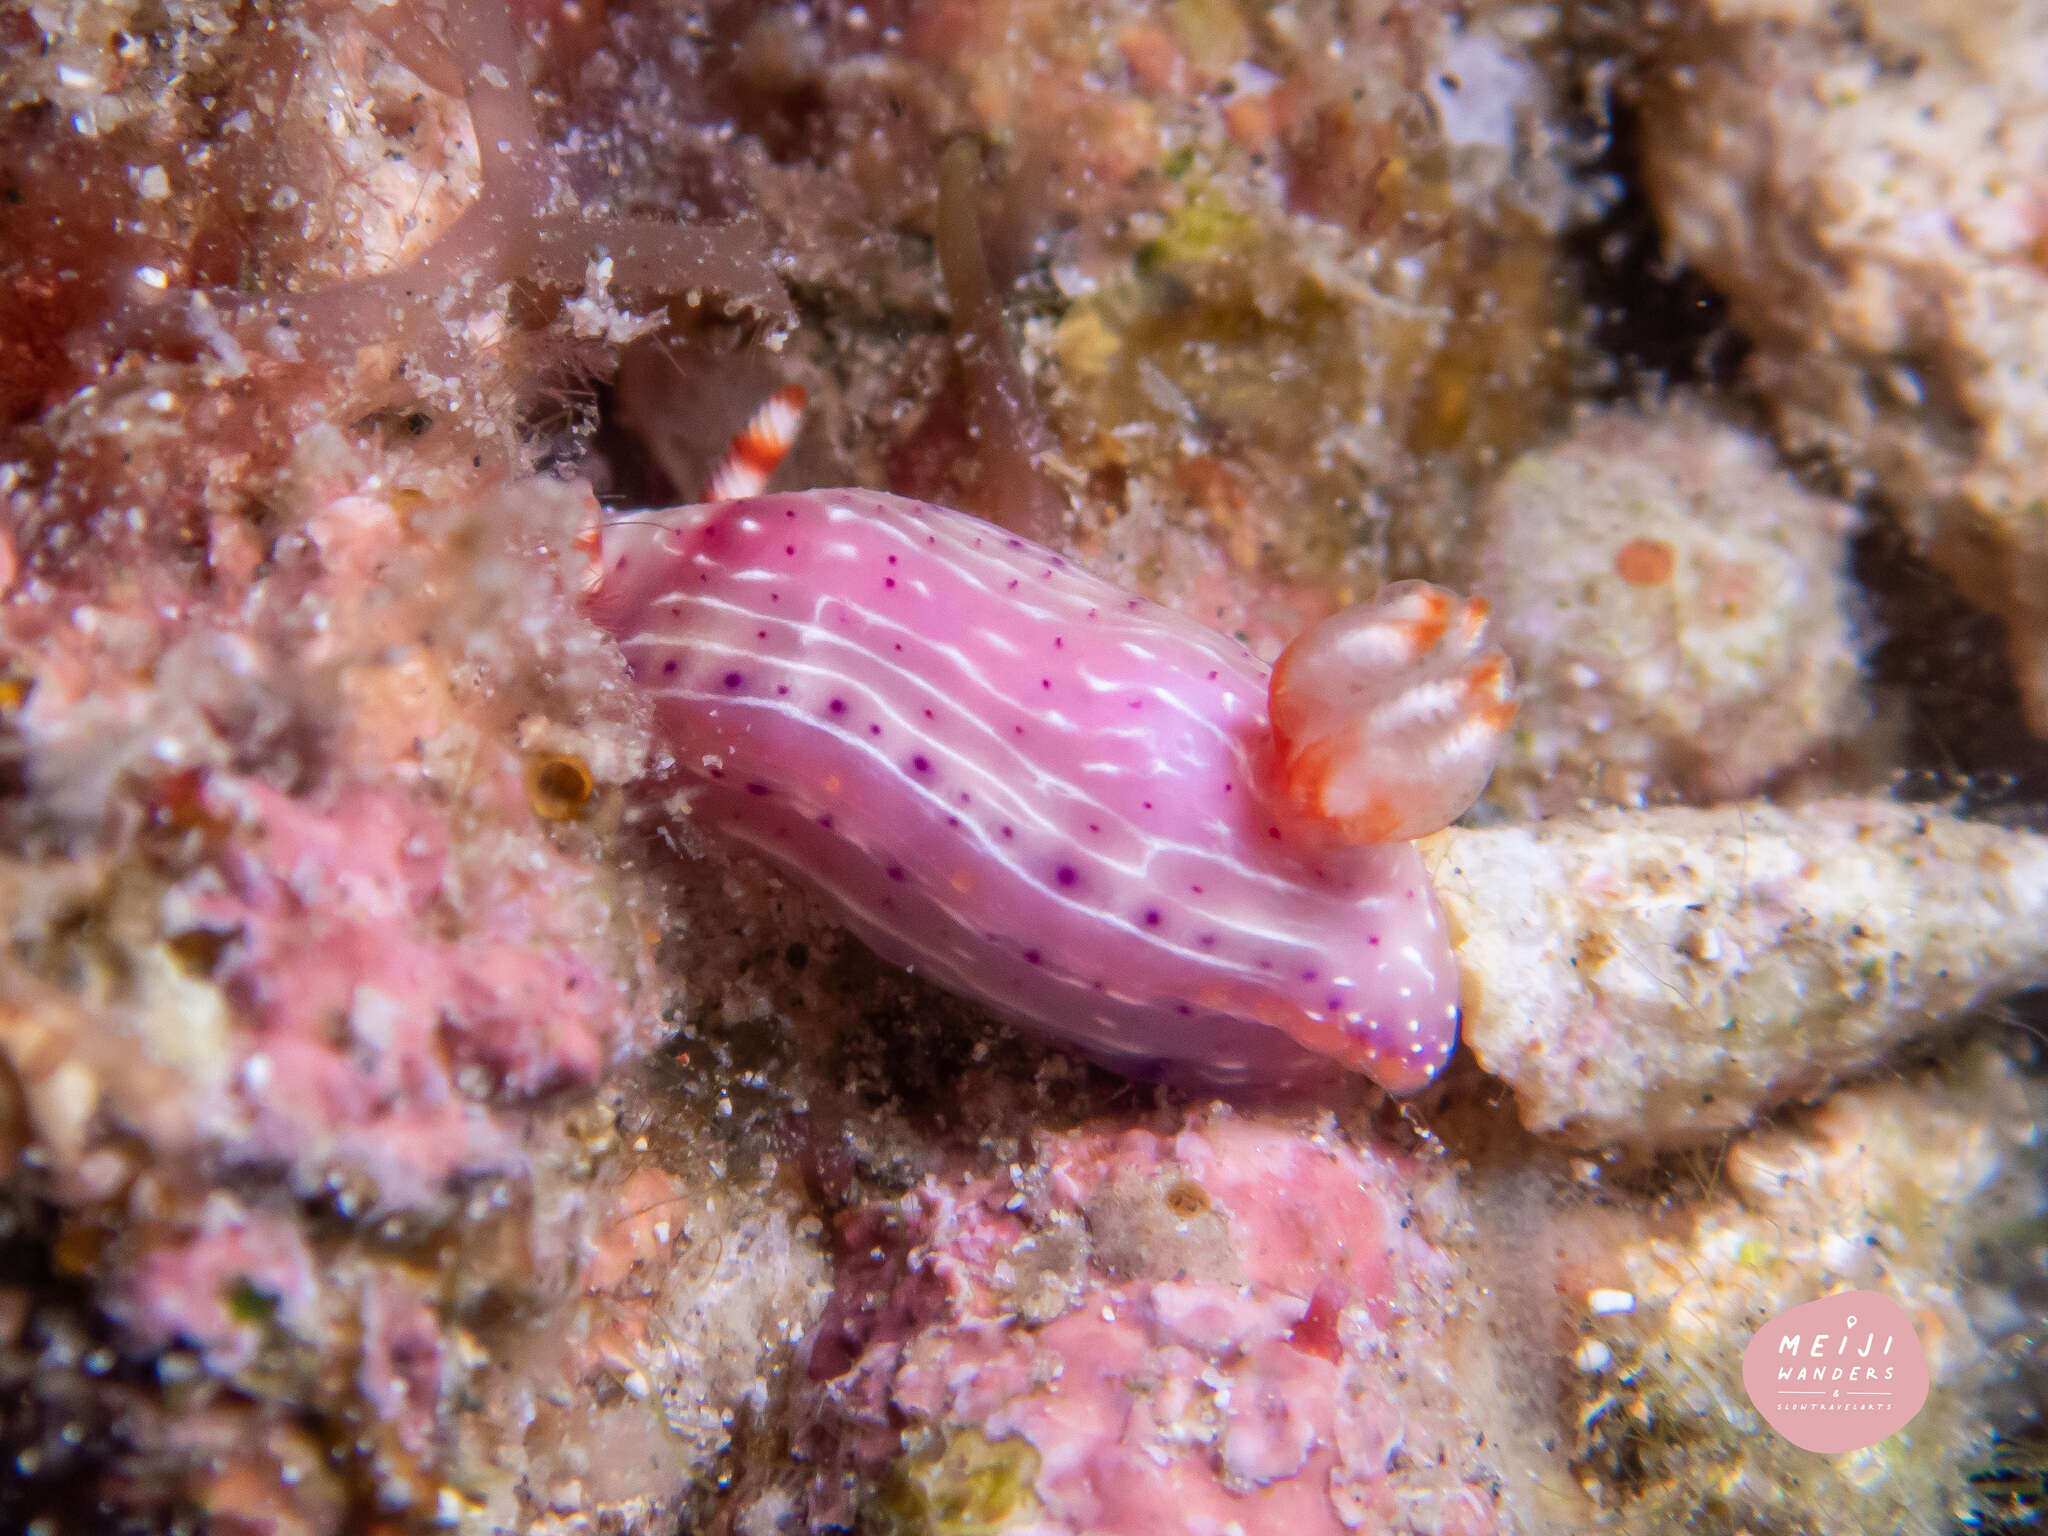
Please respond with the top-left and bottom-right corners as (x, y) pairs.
(1269, 580), (1515, 845)
(703, 383), (807, 502)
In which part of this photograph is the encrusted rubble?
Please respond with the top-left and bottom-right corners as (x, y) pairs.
(1573, 1046), (2045, 1535)
(1469, 402), (1866, 813)
(1638, 0), (2048, 735)
(775, 1109), (1509, 1536)
(1433, 798), (2048, 1146)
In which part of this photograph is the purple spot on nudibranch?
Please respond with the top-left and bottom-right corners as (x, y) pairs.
(1024, 949), (1041, 964)
(1302, 969), (1318, 981)
(1198, 934), (1215, 947)
(912, 756), (932, 774)
(723, 671), (745, 689)
(958, 792), (971, 804)
(785, 509), (795, 517)
(1327, 996), (1344, 1010)
(662, 660), (677, 675)
(1008, 538), (1024, 549)
(1368, 936), (1381, 946)
(1268, 826), (1281, 839)
(885, 577), (896, 588)
(1000, 826), (1014, 838)
(746, 783), (771, 796)
(947, 816), (959, 827)
(1177, 1005), (1192, 1016)
(869, 724), (881, 736)
(777, 685), (789, 695)
(829, 699), (847, 714)
(887, 554), (898, 564)
(757, 629), (769, 638)
(1055, 865), (1078, 887)
(1008, 579), (1020, 590)
(924, 709), (935, 719)
(1144, 910), (1161, 926)
(819, 814), (834, 829)
(887, 865), (905, 881)
(1041, 679), (1051, 690)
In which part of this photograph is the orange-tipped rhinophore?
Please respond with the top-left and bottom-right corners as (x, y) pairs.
(703, 384), (806, 502)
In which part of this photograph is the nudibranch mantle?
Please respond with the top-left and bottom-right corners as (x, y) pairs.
(587, 490), (1509, 1093)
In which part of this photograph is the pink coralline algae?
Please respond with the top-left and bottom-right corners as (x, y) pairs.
(116, 1199), (321, 1376)
(787, 1113), (1500, 1535)
(586, 491), (1513, 1093)
(175, 773), (630, 1208)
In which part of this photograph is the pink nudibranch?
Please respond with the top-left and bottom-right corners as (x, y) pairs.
(585, 490), (1514, 1092)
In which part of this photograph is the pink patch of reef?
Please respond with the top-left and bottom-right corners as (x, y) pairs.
(787, 1112), (1502, 1536)
(183, 775), (624, 1205)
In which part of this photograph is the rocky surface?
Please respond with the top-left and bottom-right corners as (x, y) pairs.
(1638, 0), (2048, 736)
(1572, 1047), (2044, 1536)
(1434, 798), (2048, 1147)
(1468, 402), (1866, 813)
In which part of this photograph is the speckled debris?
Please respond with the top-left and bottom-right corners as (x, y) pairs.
(1429, 798), (2048, 1146)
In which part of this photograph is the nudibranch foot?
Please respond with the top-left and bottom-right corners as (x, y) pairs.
(586, 491), (1505, 1095)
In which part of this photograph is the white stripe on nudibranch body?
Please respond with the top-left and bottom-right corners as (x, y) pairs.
(585, 489), (1514, 1093)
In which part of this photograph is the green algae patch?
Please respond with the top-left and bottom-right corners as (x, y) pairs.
(874, 1429), (1044, 1535)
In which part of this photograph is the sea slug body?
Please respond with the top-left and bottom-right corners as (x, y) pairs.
(585, 490), (1511, 1093)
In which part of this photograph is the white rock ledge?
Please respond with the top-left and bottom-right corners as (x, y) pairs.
(1427, 799), (2048, 1146)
